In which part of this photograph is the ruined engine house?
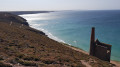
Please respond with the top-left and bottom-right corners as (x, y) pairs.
(89, 27), (112, 62)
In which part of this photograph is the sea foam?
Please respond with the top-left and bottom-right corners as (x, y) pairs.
(20, 11), (120, 61)
(30, 23), (66, 43)
(20, 14), (66, 43)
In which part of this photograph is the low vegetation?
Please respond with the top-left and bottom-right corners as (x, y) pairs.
(0, 61), (12, 67)
(0, 12), (115, 67)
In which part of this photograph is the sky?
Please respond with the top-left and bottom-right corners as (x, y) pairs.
(0, 0), (120, 11)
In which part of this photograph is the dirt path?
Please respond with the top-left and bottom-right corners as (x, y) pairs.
(80, 60), (91, 67)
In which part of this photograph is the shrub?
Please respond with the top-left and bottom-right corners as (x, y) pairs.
(21, 61), (36, 66)
(15, 58), (36, 66)
(0, 61), (12, 67)
(23, 55), (40, 61)
(4, 47), (9, 50)
(16, 53), (24, 58)
(0, 57), (3, 60)
(41, 59), (55, 64)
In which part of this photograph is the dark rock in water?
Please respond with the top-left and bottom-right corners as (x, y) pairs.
(0, 12), (29, 26)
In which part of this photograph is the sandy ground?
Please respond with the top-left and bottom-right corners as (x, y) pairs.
(62, 43), (120, 67)
(111, 61), (120, 67)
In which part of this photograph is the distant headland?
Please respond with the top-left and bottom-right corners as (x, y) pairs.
(0, 11), (54, 15)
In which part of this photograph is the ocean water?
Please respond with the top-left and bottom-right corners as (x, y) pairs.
(20, 10), (120, 61)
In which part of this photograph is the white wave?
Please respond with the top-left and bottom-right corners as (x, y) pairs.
(73, 40), (77, 43)
(25, 18), (46, 21)
(20, 16), (49, 21)
(20, 14), (66, 43)
(31, 24), (48, 28)
(40, 28), (65, 43)
(19, 13), (49, 18)
(20, 13), (57, 21)
(27, 23), (65, 43)
(38, 27), (66, 43)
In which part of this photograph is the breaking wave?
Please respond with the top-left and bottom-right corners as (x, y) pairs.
(30, 23), (65, 43)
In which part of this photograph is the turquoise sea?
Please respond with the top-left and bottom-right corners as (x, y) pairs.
(20, 10), (120, 61)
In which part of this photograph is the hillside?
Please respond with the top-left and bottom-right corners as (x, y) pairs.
(0, 12), (115, 67)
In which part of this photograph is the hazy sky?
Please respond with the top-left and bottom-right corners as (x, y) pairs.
(0, 0), (120, 11)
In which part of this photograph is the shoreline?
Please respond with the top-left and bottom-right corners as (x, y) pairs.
(19, 12), (120, 66)
(0, 12), (120, 66)
(61, 43), (120, 66)
(111, 61), (120, 67)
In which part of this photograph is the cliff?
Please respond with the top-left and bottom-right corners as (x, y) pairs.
(0, 12), (29, 26)
(0, 12), (116, 67)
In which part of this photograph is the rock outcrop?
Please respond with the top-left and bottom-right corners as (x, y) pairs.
(0, 12), (29, 26)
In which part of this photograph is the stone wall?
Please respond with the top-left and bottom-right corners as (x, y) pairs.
(89, 27), (112, 62)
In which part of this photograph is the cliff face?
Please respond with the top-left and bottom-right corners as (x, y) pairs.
(0, 12), (29, 26)
(0, 12), (45, 35)
(0, 12), (115, 67)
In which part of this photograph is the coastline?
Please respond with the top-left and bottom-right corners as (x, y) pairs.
(28, 23), (120, 66)
(19, 12), (120, 66)
(61, 43), (120, 67)
(111, 61), (120, 67)
(0, 12), (119, 67)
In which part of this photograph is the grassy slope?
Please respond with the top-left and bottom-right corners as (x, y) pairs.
(0, 12), (115, 67)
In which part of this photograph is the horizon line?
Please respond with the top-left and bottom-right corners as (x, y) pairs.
(0, 9), (120, 12)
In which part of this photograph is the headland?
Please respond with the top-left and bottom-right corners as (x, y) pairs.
(0, 12), (119, 67)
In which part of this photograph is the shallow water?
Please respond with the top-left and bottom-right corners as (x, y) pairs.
(20, 10), (120, 61)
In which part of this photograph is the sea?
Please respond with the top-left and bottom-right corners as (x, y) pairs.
(20, 10), (120, 61)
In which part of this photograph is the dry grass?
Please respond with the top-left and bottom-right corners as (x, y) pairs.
(0, 12), (115, 67)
